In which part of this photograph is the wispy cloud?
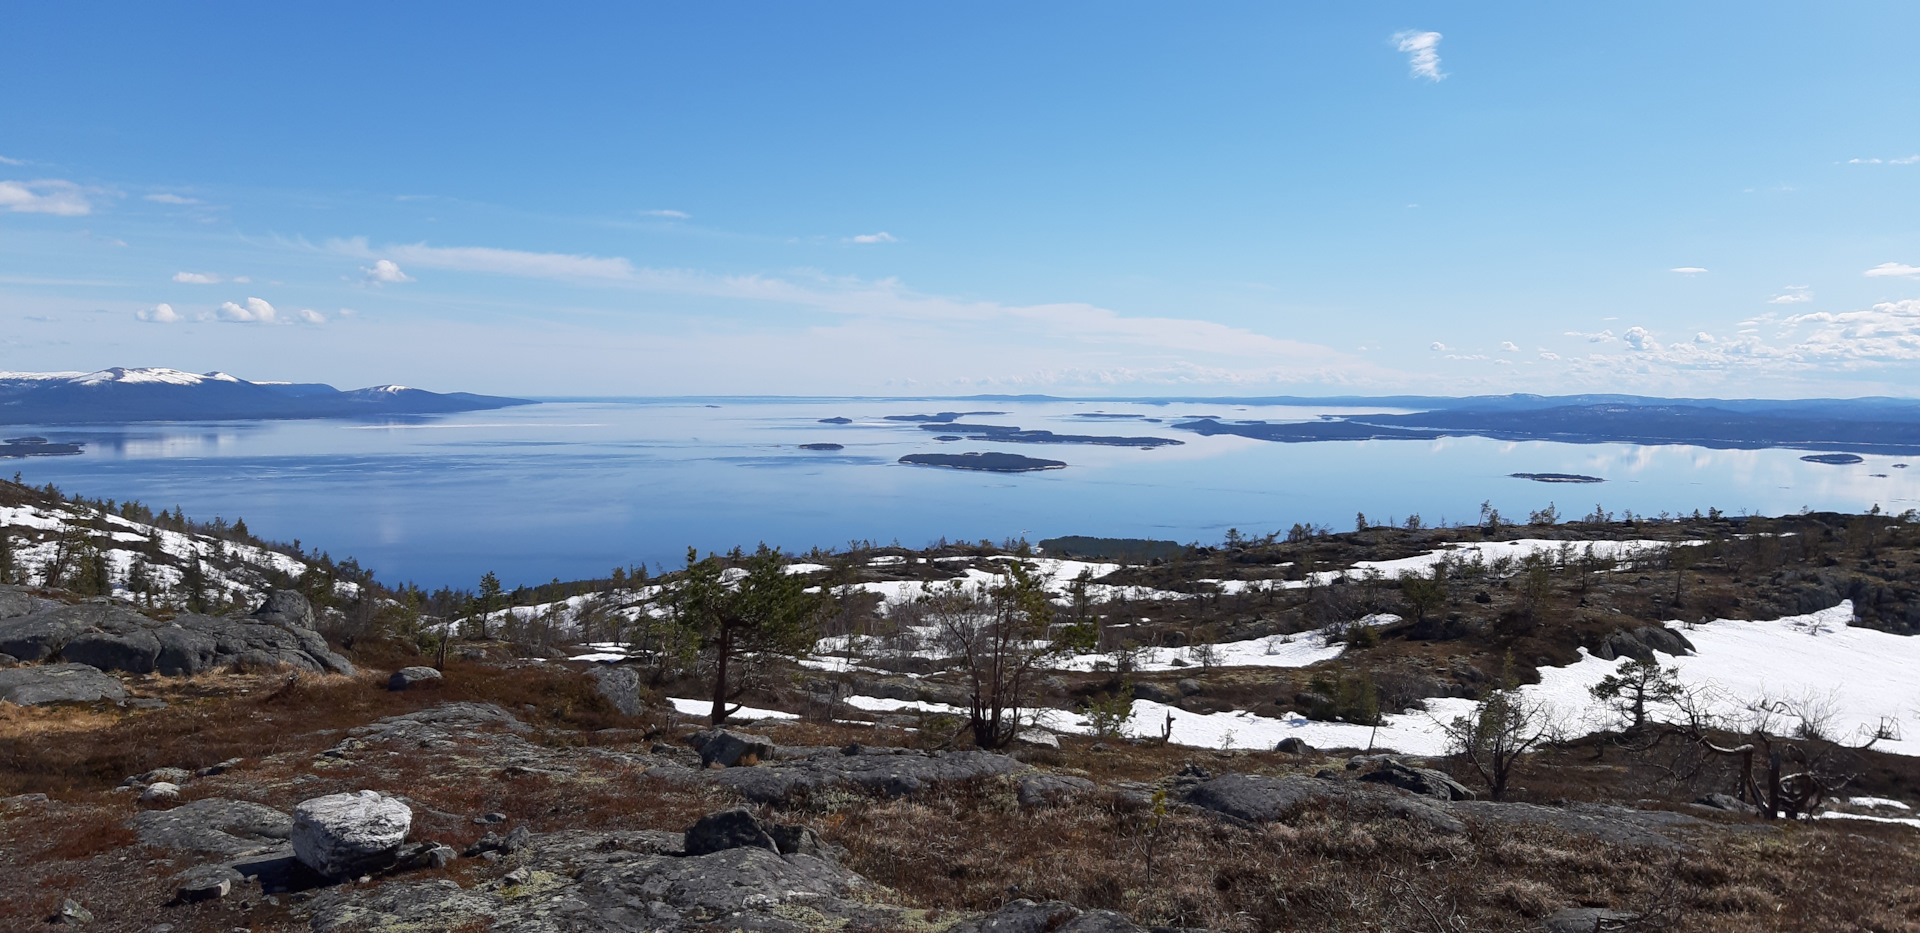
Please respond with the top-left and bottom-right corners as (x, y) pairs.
(1670, 266), (1708, 274)
(361, 259), (414, 284)
(135, 303), (181, 323)
(1847, 156), (1920, 165)
(1499, 341), (1520, 352)
(848, 232), (898, 244)
(172, 271), (221, 284)
(1768, 285), (1812, 304)
(0, 179), (93, 216)
(329, 237), (636, 281)
(1866, 262), (1920, 278)
(642, 209), (690, 219)
(0, 155), (24, 166)
(1392, 31), (1445, 82)
(144, 193), (199, 205)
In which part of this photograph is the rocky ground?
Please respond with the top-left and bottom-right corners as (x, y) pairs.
(3, 640), (1919, 931)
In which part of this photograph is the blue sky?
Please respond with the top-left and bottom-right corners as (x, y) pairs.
(3, 3), (1919, 398)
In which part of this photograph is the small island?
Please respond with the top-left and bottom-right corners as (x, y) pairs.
(0, 436), (83, 459)
(1510, 472), (1605, 484)
(899, 452), (1066, 473)
(798, 443), (844, 451)
(817, 416), (852, 424)
(933, 435), (963, 441)
(1801, 453), (1865, 465)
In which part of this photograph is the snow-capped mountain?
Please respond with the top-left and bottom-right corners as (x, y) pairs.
(0, 367), (530, 424)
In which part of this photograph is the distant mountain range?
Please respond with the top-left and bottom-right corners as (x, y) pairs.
(0, 368), (532, 424)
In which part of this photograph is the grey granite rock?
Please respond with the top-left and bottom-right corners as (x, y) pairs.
(0, 662), (126, 705)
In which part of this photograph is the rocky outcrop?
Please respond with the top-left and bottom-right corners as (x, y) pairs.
(0, 662), (126, 705)
(946, 898), (1149, 933)
(128, 798), (293, 857)
(710, 744), (1026, 803)
(0, 601), (354, 677)
(1181, 772), (1466, 835)
(292, 791), (414, 877)
(1019, 773), (1095, 808)
(688, 727), (773, 767)
(306, 827), (906, 933)
(1595, 625), (1695, 662)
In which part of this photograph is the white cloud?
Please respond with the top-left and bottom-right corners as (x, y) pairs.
(297, 309), (327, 324)
(848, 232), (898, 244)
(233, 276), (251, 283)
(1499, 340), (1520, 352)
(0, 179), (92, 216)
(172, 271), (221, 284)
(1538, 350), (1561, 360)
(1623, 326), (1658, 351)
(1429, 341), (1448, 351)
(0, 155), (21, 166)
(1767, 288), (1812, 304)
(1695, 332), (1716, 344)
(1865, 262), (1920, 278)
(1848, 156), (1920, 165)
(136, 303), (181, 323)
(1392, 30), (1445, 82)
(218, 297), (278, 323)
(1567, 329), (1616, 343)
(362, 259), (414, 284)
(144, 193), (199, 205)
(642, 209), (690, 219)
(1670, 267), (1708, 274)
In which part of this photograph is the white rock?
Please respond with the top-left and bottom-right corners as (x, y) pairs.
(139, 781), (181, 803)
(291, 790), (412, 877)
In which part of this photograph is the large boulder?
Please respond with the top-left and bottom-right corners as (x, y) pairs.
(387, 666), (442, 691)
(252, 590), (316, 631)
(1634, 625), (1694, 656)
(292, 791), (413, 877)
(684, 808), (778, 856)
(688, 728), (773, 768)
(1358, 760), (1476, 801)
(0, 663), (126, 705)
(590, 665), (641, 716)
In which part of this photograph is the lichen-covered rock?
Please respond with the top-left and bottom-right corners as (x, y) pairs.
(0, 663), (126, 705)
(590, 665), (641, 715)
(291, 791), (413, 877)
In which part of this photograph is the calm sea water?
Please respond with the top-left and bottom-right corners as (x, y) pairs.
(5, 398), (1914, 590)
